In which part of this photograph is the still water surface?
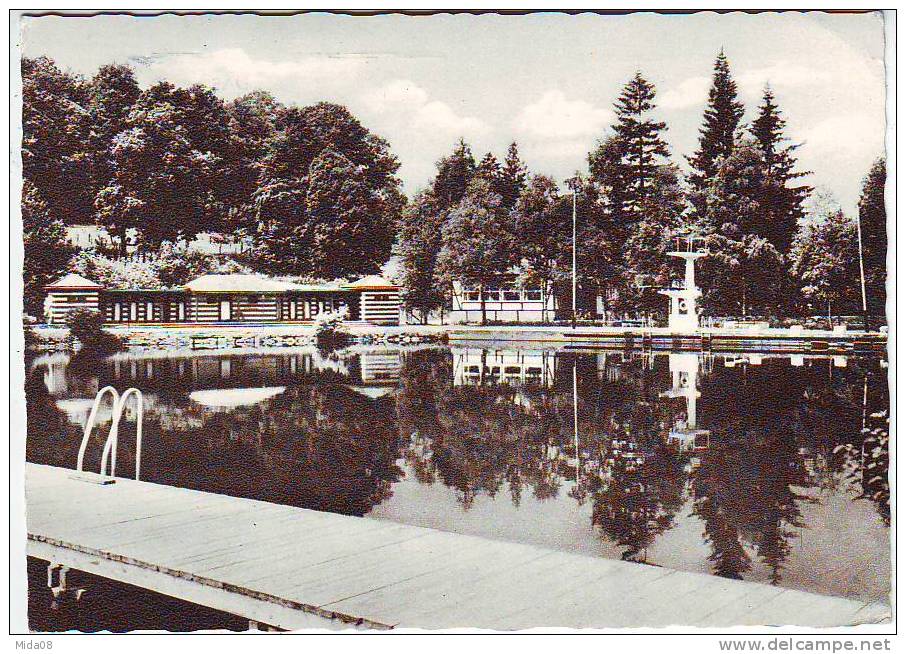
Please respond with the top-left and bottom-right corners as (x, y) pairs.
(26, 345), (890, 610)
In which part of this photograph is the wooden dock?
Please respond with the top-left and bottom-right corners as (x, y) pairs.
(25, 463), (889, 631)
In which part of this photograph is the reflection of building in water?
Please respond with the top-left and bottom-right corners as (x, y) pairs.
(348, 352), (402, 399)
(359, 352), (402, 384)
(597, 352), (626, 382)
(660, 353), (710, 453)
(106, 351), (352, 387)
(189, 386), (286, 412)
(452, 348), (557, 386)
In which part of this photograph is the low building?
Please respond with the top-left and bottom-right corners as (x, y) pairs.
(449, 280), (556, 324)
(43, 273), (401, 326)
(43, 274), (103, 324)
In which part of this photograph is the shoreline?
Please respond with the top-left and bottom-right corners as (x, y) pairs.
(28, 322), (887, 355)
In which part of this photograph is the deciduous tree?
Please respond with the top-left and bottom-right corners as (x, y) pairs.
(22, 181), (75, 316)
(438, 178), (517, 325)
(395, 191), (447, 323)
(791, 208), (861, 318)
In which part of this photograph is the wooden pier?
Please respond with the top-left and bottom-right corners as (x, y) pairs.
(25, 463), (889, 631)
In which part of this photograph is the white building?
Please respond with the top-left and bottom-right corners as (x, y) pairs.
(449, 280), (557, 324)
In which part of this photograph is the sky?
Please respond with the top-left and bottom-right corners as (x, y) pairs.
(19, 11), (888, 214)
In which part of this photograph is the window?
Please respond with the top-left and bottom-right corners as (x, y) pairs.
(463, 290), (480, 302)
(503, 290), (520, 301)
(484, 290), (502, 302)
(524, 290), (542, 301)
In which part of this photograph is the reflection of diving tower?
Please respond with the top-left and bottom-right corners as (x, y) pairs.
(658, 237), (707, 333)
(660, 353), (710, 452)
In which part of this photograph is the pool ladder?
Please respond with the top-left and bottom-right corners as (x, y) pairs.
(76, 386), (143, 481)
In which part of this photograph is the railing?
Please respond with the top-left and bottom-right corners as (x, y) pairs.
(76, 386), (144, 480)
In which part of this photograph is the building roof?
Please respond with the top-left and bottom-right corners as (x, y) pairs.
(184, 274), (307, 293)
(45, 273), (103, 290)
(342, 274), (399, 291)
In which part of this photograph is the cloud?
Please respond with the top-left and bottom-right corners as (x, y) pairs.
(802, 113), (884, 157)
(139, 48), (365, 99)
(362, 79), (487, 135)
(514, 90), (611, 140)
(737, 64), (835, 96)
(659, 76), (711, 110)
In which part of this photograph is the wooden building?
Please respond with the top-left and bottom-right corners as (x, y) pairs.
(43, 274), (102, 325)
(44, 273), (401, 326)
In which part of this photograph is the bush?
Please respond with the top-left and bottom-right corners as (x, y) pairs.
(68, 245), (253, 291)
(314, 307), (350, 352)
(66, 308), (123, 356)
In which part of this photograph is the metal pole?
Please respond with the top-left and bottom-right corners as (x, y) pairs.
(573, 360), (580, 491)
(572, 187), (577, 329)
(856, 212), (869, 331)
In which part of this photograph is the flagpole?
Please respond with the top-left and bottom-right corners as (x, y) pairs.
(856, 211), (869, 331)
(572, 185), (577, 330)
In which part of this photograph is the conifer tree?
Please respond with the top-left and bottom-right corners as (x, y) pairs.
(611, 72), (670, 219)
(858, 157), (887, 321)
(687, 50), (745, 223)
(475, 151), (503, 194)
(589, 73), (678, 319)
(499, 142), (528, 210)
(432, 139), (476, 212)
(749, 86), (812, 253)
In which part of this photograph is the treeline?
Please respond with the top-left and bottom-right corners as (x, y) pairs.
(21, 56), (404, 312)
(22, 52), (887, 323)
(397, 52), (887, 323)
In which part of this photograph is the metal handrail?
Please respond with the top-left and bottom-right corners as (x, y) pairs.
(76, 386), (119, 474)
(77, 386), (144, 480)
(102, 388), (143, 480)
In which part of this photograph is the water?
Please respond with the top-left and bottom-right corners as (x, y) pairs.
(24, 345), (890, 629)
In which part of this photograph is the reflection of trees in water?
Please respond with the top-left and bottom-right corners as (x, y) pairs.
(691, 358), (889, 583)
(140, 383), (405, 516)
(396, 351), (689, 558)
(396, 349), (575, 509)
(25, 361), (405, 516)
(835, 409), (890, 527)
(691, 431), (812, 582)
(25, 350), (890, 582)
(581, 355), (687, 562)
(25, 367), (72, 465)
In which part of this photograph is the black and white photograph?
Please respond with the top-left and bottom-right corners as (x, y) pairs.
(10, 7), (894, 642)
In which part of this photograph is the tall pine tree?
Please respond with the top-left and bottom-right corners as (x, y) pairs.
(499, 142), (528, 210)
(687, 50), (745, 225)
(749, 85), (812, 253)
(589, 73), (678, 319)
(432, 139), (476, 212)
(611, 72), (670, 220)
(858, 157), (887, 321)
